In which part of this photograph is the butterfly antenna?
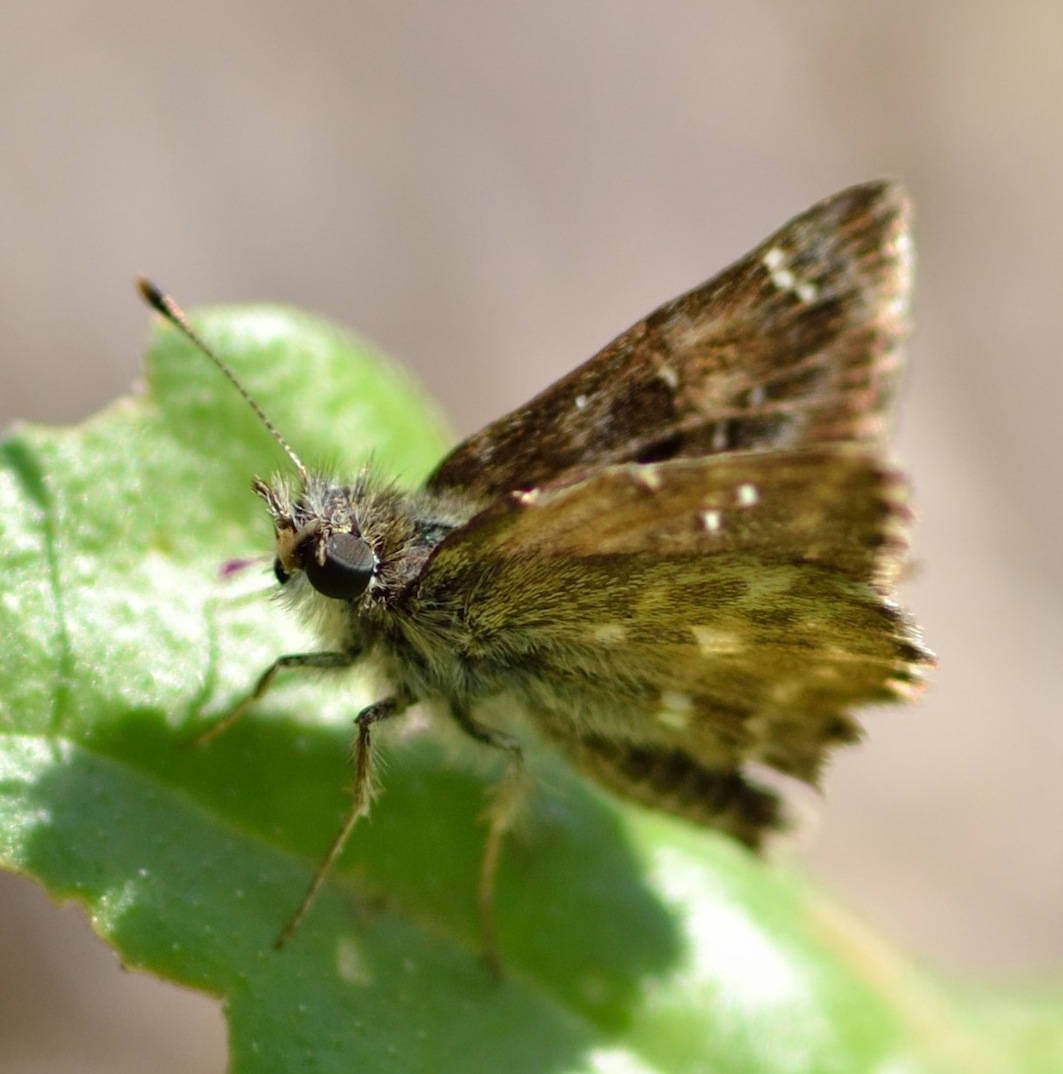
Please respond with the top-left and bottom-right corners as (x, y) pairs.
(136, 277), (310, 484)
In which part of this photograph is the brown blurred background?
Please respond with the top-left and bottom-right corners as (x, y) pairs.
(2, 4), (1061, 1071)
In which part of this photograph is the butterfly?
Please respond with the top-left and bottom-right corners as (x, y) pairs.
(139, 180), (932, 970)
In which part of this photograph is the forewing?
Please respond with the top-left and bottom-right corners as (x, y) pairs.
(412, 451), (931, 844)
(427, 182), (911, 500)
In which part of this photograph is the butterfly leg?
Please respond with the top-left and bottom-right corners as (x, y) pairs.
(275, 689), (414, 948)
(450, 706), (525, 977)
(194, 650), (357, 745)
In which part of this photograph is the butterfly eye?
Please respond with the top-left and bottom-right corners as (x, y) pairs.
(303, 531), (376, 601)
(273, 558), (291, 585)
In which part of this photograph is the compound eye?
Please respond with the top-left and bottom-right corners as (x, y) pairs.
(303, 531), (376, 601)
(273, 558), (291, 585)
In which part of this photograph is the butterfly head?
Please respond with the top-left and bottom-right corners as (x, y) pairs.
(253, 476), (379, 602)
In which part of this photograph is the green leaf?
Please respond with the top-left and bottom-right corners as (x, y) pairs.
(0, 304), (1057, 1073)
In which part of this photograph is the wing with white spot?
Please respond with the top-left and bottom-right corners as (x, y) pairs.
(427, 182), (911, 501)
(410, 449), (931, 845)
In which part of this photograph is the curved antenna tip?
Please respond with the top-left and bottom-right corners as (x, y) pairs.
(135, 276), (165, 310)
(134, 277), (309, 482)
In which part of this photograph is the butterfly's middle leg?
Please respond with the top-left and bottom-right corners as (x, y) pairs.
(450, 704), (526, 977)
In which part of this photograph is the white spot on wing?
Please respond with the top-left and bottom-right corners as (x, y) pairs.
(656, 689), (694, 730)
(700, 509), (723, 533)
(773, 266), (796, 290)
(691, 626), (744, 655)
(514, 488), (542, 506)
(736, 483), (759, 507)
(795, 280), (818, 304)
(633, 466), (662, 492)
(763, 247), (786, 270)
(656, 364), (680, 390)
(574, 393), (589, 410)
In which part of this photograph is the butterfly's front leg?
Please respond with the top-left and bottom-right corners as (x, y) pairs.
(194, 649), (359, 745)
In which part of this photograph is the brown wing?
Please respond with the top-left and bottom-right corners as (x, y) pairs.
(427, 182), (911, 501)
(409, 449), (931, 845)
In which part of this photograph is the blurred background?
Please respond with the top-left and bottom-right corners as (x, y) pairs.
(2, 4), (1061, 1071)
